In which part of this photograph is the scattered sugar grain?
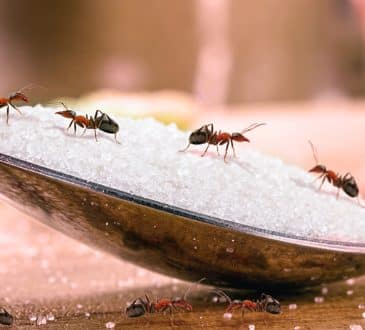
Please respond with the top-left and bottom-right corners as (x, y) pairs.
(105, 321), (115, 329)
(347, 278), (356, 286)
(248, 325), (255, 330)
(350, 325), (363, 330)
(288, 304), (297, 310)
(321, 287), (328, 295)
(314, 297), (324, 303)
(223, 312), (232, 319)
(2, 106), (365, 242)
(347, 290), (354, 296)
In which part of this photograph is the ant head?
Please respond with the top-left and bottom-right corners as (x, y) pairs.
(189, 124), (214, 145)
(342, 174), (359, 198)
(125, 298), (147, 318)
(309, 164), (327, 174)
(259, 293), (281, 314)
(9, 92), (28, 103)
(55, 110), (76, 119)
(231, 132), (250, 142)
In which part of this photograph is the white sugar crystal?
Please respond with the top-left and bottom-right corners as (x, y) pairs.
(314, 296), (324, 303)
(248, 325), (255, 330)
(29, 314), (37, 322)
(46, 313), (55, 321)
(288, 303), (297, 310)
(36, 315), (47, 325)
(346, 278), (355, 286)
(105, 321), (116, 328)
(347, 290), (354, 296)
(321, 287), (328, 295)
(350, 325), (363, 330)
(2, 105), (365, 241)
(223, 312), (232, 319)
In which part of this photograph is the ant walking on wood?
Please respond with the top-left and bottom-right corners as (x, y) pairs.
(126, 278), (205, 318)
(214, 291), (281, 320)
(180, 123), (265, 162)
(55, 102), (120, 143)
(308, 141), (363, 205)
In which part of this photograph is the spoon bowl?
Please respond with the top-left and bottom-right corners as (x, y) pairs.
(0, 153), (364, 290)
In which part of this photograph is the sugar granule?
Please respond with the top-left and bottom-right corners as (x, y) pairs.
(1, 106), (365, 242)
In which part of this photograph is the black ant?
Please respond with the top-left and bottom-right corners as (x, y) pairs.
(126, 278), (205, 318)
(308, 141), (362, 203)
(55, 102), (120, 143)
(180, 123), (265, 162)
(214, 291), (281, 319)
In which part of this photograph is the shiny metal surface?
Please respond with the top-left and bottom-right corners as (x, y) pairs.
(0, 152), (365, 290)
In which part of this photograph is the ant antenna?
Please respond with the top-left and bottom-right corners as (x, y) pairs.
(17, 83), (47, 93)
(308, 140), (319, 164)
(57, 101), (70, 110)
(183, 277), (206, 300)
(241, 122), (266, 134)
(212, 290), (232, 304)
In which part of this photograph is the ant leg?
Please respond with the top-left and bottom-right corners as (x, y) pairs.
(94, 129), (98, 142)
(312, 173), (324, 184)
(6, 105), (9, 125)
(201, 143), (211, 157)
(73, 122), (77, 135)
(114, 133), (120, 144)
(318, 176), (326, 191)
(11, 104), (22, 115)
(216, 144), (220, 156)
(179, 143), (191, 153)
(336, 188), (340, 200)
(223, 142), (229, 163)
(82, 127), (87, 136)
(231, 140), (237, 158)
(67, 120), (73, 132)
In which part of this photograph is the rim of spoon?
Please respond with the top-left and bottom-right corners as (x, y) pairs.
(1, 152), (365, 254)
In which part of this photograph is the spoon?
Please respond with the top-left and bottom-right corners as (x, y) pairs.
(0, 152), (364, 290)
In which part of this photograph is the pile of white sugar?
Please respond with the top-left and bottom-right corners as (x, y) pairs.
(1, 105), (365, 243)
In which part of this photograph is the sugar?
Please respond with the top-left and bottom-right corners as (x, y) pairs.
(1, 105), (365, 242)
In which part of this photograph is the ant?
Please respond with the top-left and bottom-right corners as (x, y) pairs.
(126, 278), (205, 318)
(308, 141), (361, 203)
(180, 123), (265, 162)
(214, 291), (281, 319)
(0, 88), (29, 124)
(55, 102), (120, 143)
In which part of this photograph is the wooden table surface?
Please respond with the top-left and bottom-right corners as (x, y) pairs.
(2, 103), (365, 329)
(1, 202), (365, 330)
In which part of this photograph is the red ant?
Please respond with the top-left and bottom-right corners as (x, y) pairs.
(308, 141), (362, 203)
(0, 88), (29, 124)
(55, 102), (120, 143)
(180, 123), (265, 162)
(214, 291), (281, 319)
(126, 278), (205, 318)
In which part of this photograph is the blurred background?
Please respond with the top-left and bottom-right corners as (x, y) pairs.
(1, 0), (365, 104)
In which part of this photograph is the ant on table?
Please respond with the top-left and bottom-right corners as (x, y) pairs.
(180, 123), (265, 162)
(55, 102), (120, 143)
(308, 141), (363, 206)
(214, 291), (281, 319)
(126, 278), (205, 318)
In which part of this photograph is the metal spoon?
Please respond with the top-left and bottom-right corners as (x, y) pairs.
(0, 152), (364, 290)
